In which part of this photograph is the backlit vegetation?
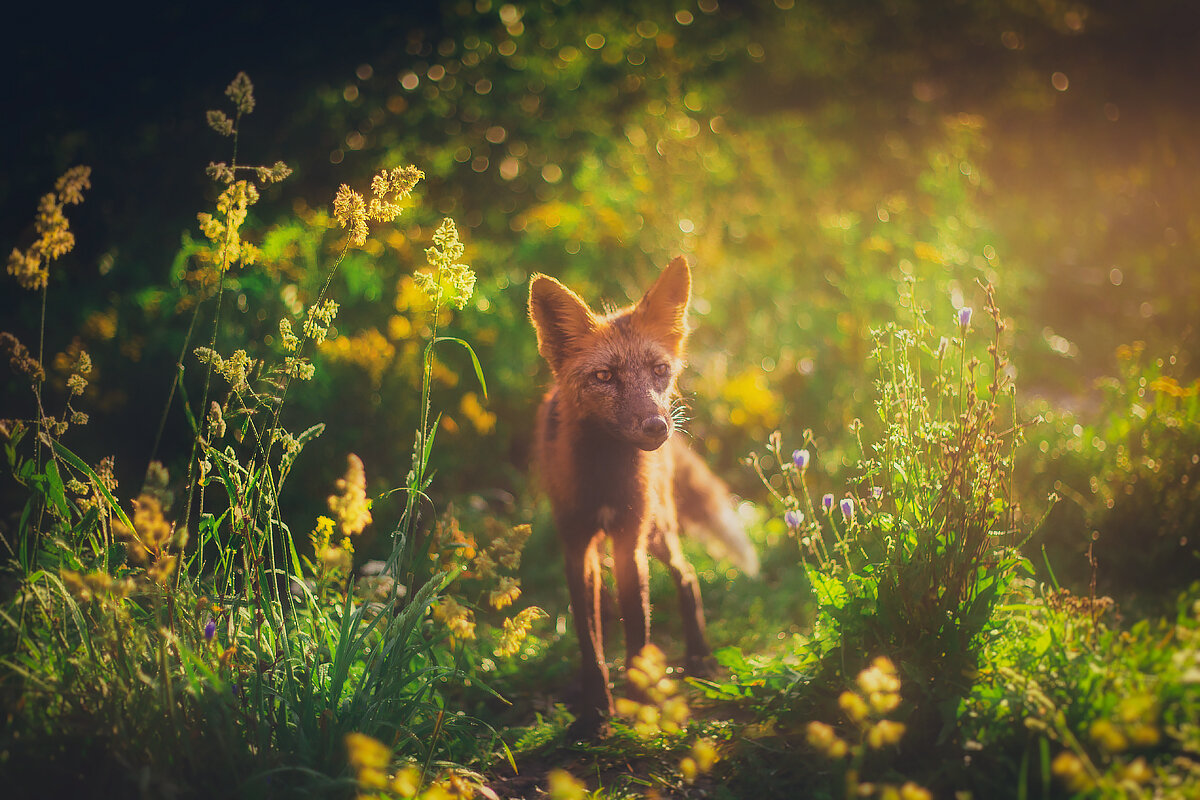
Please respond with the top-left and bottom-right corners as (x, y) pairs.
(2, 2), (1198, 797)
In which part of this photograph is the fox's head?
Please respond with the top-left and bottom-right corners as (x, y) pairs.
(529, 256), (691, 451)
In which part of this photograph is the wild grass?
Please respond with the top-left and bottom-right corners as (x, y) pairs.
(0, 73), (536, 797)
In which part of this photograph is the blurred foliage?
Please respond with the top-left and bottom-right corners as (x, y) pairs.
(1028, 343), (1200, 604)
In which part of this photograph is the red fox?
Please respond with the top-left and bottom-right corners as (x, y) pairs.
(528, 256), (758, 733)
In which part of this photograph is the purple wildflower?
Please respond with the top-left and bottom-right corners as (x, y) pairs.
(958, 306), (973, 329)
(870, 486), (883, 501)
(784, 509), (803, 529)
(822, 493), (834, 512)
(792, 449), (810, 471)
(840, 497), (855, 520)
(204, 618), (216, 642)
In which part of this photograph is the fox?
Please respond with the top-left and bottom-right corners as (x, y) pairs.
(528, 255), (758, 734)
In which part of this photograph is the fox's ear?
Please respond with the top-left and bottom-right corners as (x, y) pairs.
(633, 255), (691, 353)
(529, 274), (599, 373)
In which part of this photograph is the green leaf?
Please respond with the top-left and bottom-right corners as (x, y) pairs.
(433, 336), (488, 399)
(43, 459), (69, 519)
(51, 441), (133, 530)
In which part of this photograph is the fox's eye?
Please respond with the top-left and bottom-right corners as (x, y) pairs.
(653, 363), (670, 378)
(594, 369), (612, 382)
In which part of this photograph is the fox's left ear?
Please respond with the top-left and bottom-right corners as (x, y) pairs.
(633, 255), (691, 353)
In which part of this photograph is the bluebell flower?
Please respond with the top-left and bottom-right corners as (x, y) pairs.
(822, 493), (834, 512)
(870, 486), (883, 501)
(785, 509), (803, 529)
(204, 618), (216, 642)
(958, 306), (972, 329)
(792, 449), (810, 471)
(840, 497), (855, 520)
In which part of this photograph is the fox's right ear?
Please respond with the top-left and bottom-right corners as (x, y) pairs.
(528, 274), (598, 373)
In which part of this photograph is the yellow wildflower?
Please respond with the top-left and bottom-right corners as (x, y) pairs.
(495, 606), (545, 657)
(857, 657), (901, 694)
(899, 783), (933, 800)
(806, 721), (848, 759)
(55, 165), (91, 205)
(867, 719), (905, 749)
(692, 738), (718, 771)
(345, 732), (390, 790)
(114, 493), (173, 565)
(432, 596), (476, 641)
(547, 769), (585, 800)
(839, 690), (870, 723)
(225, 71), (255, 115)
(333, 185), (369, 246)
(414, 218), (475, 309)
(392, 765), (422, 797)
(488, 576), (521, 610)
(1051, 751), (1094, 793)
(1090, 719), (1127, 752)
(278, 318), (300, 352)
(328, 454), (372, 536)
(7, 167), (89, 290)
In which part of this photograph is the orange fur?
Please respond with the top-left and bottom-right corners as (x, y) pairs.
(528, 256), (749, 734)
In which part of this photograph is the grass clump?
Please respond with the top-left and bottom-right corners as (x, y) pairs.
(0, 72), (517, 797)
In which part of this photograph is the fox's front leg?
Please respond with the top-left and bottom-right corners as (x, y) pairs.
(611, 527), (650, 675)
(562, 532), (611, 733)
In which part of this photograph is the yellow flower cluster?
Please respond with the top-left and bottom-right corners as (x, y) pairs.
(807, 655), (930, 799)
(278, 318), (300, 352)
(59, 569), (135, 605)
(867, 782), (932, 800)
(679, 738), (718, 784)
(303, 299), (340, 344)
(546, 769), (586, 800)
(112, 493), (178, 585)
(77, 455), (117, 516)
(831, 656), (906, 749)
(1051, 751), (1095, 794)
(328, 453), (372, 537)
(1088, 695), (1161, 753)
(308, 514), (354, 591)
(196, 180), (261, 271)
(414, 218), (475, 310)
(474, 521), (531, 579)
(494, 606), (546, 657)
(1, 331), (45, 383)
(616, 644), (690, 737)
(345, 731), (488, 800)
(432, 595), (476, 641)
(225, 71), (255, 114)
(334, 165), (424, 247)
(7, 166), (90, 290)
(193, 347), (253, 393)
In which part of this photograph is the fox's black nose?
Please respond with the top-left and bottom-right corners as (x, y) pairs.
(641, 416), (669, 440)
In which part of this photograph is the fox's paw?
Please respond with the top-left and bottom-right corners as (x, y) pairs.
(566, 709), (611, 740)
(685, 653), (718, 679)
